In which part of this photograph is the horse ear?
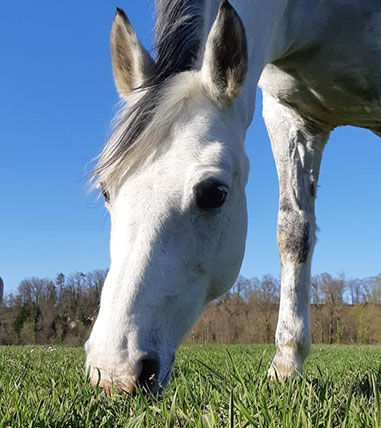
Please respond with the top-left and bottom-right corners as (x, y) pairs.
(201, 1), (248, 106)
(110, 8), (154, 99)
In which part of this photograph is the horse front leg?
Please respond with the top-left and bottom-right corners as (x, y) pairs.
(262, 92), (330, 379)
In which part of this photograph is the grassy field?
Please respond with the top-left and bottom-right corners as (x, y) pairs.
(0, 345), (380, 427)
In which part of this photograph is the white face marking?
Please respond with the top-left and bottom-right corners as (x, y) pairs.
(85, 85), (249, 392)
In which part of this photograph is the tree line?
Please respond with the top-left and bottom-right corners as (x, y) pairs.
(0, 270), (106, 345)
(0, 270), (380, 345)
(188, 273), (381, 345)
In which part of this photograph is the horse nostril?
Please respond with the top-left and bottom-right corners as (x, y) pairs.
(138, 357), (160, 389)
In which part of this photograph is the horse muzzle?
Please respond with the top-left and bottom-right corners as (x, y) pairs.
(86, 350), (172, 395)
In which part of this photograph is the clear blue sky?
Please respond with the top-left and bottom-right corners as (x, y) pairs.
(1, 1), (380, 293)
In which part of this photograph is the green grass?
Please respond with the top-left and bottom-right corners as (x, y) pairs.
(0, 345), (381, 427)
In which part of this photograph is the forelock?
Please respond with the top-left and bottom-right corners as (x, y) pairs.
(92, 0), (206, 189)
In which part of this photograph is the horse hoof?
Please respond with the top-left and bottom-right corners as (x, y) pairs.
(267, 360), (301, 382)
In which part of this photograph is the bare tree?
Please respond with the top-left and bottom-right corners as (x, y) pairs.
(247, 275), (279, 342)
(313, 273), (346, 343)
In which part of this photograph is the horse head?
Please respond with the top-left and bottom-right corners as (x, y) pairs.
(85, 1), (249, 394)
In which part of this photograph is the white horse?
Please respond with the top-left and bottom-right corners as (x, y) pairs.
(86, 0), (381, 394)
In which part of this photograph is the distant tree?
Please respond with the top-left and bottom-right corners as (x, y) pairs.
(0, 277), (3, 303)
(312, 273), (346, 343)
(370, 275), (381, 304)
(247, 275), (279, 342)
(56, 273), (65, 304)
(347, 278), (363, 305)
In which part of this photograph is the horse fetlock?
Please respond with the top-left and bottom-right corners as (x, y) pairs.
(268, 336), (310, 381)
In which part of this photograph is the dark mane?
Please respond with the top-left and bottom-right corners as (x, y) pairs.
(94, 0), (206, 183)
(154, 0), (206, 83)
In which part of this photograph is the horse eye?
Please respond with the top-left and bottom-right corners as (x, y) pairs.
(100, 184), (110, 203)
(195, 181), (228, 210)
(102, 189), (110, 203)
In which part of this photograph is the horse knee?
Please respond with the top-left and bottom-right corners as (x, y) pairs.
(277, 209), (312, 265)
